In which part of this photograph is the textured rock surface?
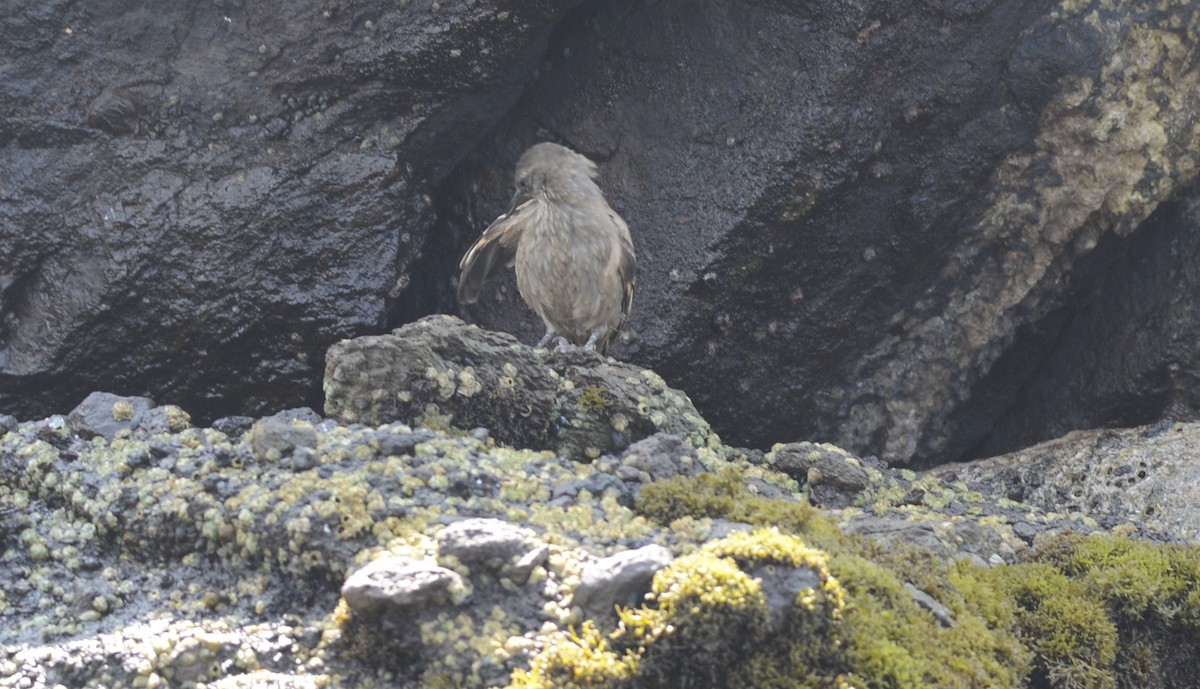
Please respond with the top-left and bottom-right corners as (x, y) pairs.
(436, 518), (541, 566)
(927, 421), (1200, 543)
(323, 315), (716, 459)
(968, 197), (1200, 459)
(4, 1), (1200, 468)
(341, 556), (466, 612)
(3, 364), (1200, 685)
(767, 442), (872, 508)
(434, 0), (1200, 465)
(0, 0), (579, 423)
(66, 391), (155, 441)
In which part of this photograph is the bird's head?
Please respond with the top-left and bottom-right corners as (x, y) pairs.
(510, 142), (600, 207)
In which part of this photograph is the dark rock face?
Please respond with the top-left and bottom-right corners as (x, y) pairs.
(0, 0), (579, 423)
(5, 0), (1200, 468)
(421, 0), (1200, 464)
(965, 197), (1200, 459)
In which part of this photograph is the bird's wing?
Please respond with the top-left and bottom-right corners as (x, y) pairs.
(456, 199), (533, 303)
(611, 211), (636, 324)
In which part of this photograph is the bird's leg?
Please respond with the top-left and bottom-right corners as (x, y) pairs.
(535, 329), (558, 349)
(582, 327), (607, 352)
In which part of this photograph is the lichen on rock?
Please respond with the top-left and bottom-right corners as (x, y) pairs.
(7, 324), (1200, 688)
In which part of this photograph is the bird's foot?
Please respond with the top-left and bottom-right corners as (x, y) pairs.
(535, 331), (558, 349)
(582, 327), (606, 352)
(553, 337), (575, 353)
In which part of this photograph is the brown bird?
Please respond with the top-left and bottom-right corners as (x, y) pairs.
(457, 142), (636, 354)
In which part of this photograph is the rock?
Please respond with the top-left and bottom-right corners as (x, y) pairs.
(247, 410), (319, 462)
(211, 416), (256, 440)
(926, 421), (1200, 542)
(66, 392), (156, 440)
(132, 404), (192, 436)
(619, 433), (703, 483)
(323, 315), (717, 459)
(905, 583), (955, 628)
(572, 544), (673, 617)
(429, 1), (1200, 469)
(966, 200), (1200, 459)
(841, 517), (947, 555)
(436, 518), (540, 567)
(0, 414), (16, 435)
(375, 428), (437, 457)
(509, 543), (551, 585)
(0, 0), (580, 425)
(0, 619), (315, 689)
(273, 408), (323, 426)
(4, 392), (1200, 687)
(341, 556), (467, 613)
(767, 442), (871, 508)
(751, 563), (823, 623)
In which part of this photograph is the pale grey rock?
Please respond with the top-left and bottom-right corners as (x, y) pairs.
(341, 557), (466, 612)
(436, 518), (540, 566)
(572, 544), (673, 617)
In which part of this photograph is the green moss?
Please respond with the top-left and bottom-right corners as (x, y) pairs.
(635, 465), (823, 536)
(111, 400), (134, 422)
(981, 562), (1115, 689)
(1038, 532), (1200, 629)
(577, 386), (614, 414)
(508, 530), (857, 689)
(633, 470), (1030, 688)
(963, 531), (1200, 689)
(633, 467), (1200, 688)
(508, 622), (638, 688)
(833, 554), (1028, 689)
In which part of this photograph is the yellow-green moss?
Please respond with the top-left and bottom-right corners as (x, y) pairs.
(577, 387), (614, 414)
(984, 562), (1116, 689)
(508, 622), (638, 689)
(635, 465), (826, 537)
(833, 554), (1029, 689)
(637, 468), (1200, 688)
(509, 530), (863, 689)
(630, 469), (1031, 688)
(1039, 532), (1200, 629)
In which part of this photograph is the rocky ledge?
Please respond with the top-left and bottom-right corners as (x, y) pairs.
(2, 316), (1200, 688)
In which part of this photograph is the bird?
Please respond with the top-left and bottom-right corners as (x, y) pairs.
(457, 142), (636, 355)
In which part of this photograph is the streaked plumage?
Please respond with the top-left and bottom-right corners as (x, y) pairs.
(458, 142), (636, 354)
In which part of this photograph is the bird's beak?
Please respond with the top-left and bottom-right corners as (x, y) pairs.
(505, 188), (532, 217)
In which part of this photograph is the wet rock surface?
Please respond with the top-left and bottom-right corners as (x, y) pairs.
(0, 0), (579, 425)
(437, 0), (1200, 466)
(968, 197), (1200, 459)
(4, 1), (1200, 470)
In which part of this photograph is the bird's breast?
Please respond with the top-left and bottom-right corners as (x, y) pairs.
(515, 200), (620, 339)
